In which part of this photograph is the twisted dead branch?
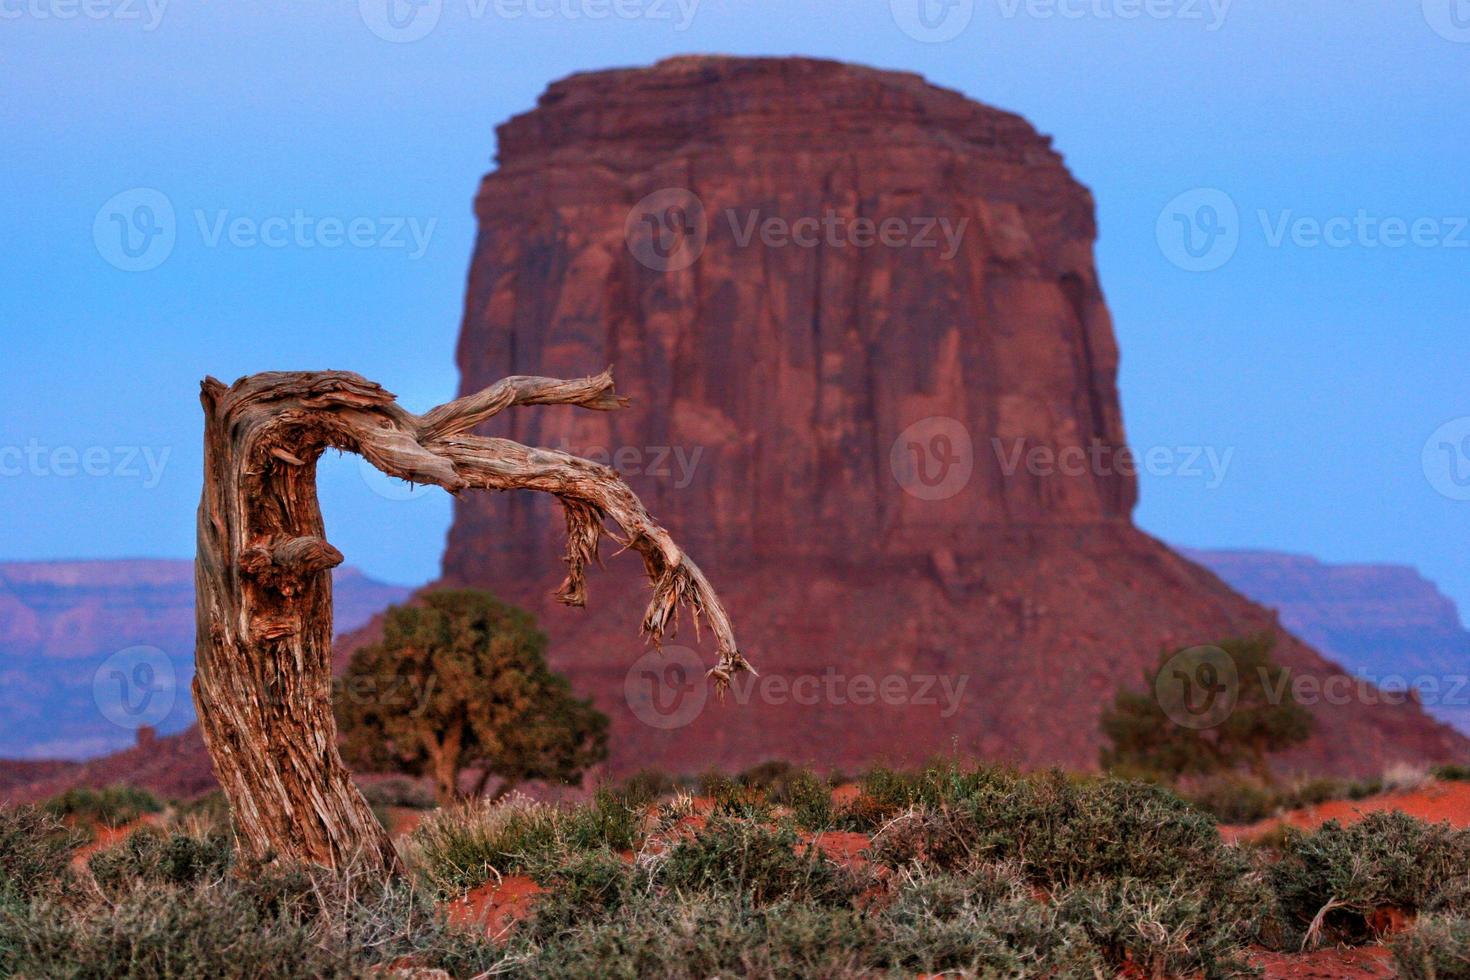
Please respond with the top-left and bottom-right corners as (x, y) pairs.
(195, 368), (748, 874)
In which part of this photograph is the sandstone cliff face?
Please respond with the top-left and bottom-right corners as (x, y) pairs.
(440, 56), (1466, 777)
(448, 56), (1131, 576)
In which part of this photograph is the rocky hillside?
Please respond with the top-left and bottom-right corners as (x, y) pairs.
(0, 560), (409, 760)
(1188, 549), (1470, 735)
(434, 56), (1466, 777)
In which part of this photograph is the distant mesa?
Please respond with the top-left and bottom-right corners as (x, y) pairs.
(432, 56), (1465, 777)
(0, 559), (409, 761)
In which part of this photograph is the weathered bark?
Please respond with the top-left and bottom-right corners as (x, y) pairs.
(194, 369), (749, 874)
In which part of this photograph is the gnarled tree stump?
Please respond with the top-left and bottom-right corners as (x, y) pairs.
(194, 370), (749, 874)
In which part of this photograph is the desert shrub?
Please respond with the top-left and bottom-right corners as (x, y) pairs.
(515, 893), (873, 980)
(0, 805), (84, 903)
(880, 865), (1104, 977)
(1270, 811), (1470, 942)
(558, 786), (644, 854)
(1056, 877), (1254, 979)
(1381, 762), (1431, 794)
(408, 797), (562, 893)
(615, 768), (681, 805)
(1185, 773), (1280, 824)
(0, 886), (330, 979)
(525, 857), (1110, 978)
(0, 856), (500, 979)
(737, 759), (816, 798)
(1392, 914), (1470, 980)
(1285, 775), (1382, 806)
(1434, 763), (1470, 782)
(781, 770), (837, 831)
(1186, 773), (1388, 825)
(43, 785), (163, 829)
(657, 815), (866, 907)
(1101, 634), (1314, 782)
(171, 790), (231, 830)
(1429, 876), (1470, 915)
(837, 762), (1007, 833)
(852, 765), (924, 812)
(695, 769), (770, 819)
(88, 825), (234, 899)
(868, 768), (1242, 884)
(523, 850), (635, 941)
(408, 791), (643, 894)
(833, 790), (900, 832)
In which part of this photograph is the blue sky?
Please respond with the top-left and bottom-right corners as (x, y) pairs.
(2, 0), (1467, 623)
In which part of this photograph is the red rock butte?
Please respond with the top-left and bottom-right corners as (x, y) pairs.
(437, 56), (1466, 777)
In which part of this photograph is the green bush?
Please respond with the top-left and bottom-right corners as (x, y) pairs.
(171, 791), (231, 830)
(43, 786), (163, 829)
(88, 826), (234, 900)
(1185, 773), (1387, 825)
(1185, 773), (1280, 824)
(0, 805), (84, 903)
(42, 764), (1467, 976)
(879, 865), (1104, 977)
(1270, 811), (1470, 942)
(866, 767), (1246, 886)
(407, 797), (563, 893)
(658, 815), (866, 907)
(782, 770), (837, 831)
(1101, 634), (1314, 781)
(0, 857), (499, 979)
(559, 786), (645, 854)
(408, 790), (644, 894)
(516, 893), (874, 980)
(523, 850), (635, 941)
(1056, 877), (1254, 979)
(615, 768), (682, 806)
(1392, 914), (1470, 979)
(695, 769), (771, 819)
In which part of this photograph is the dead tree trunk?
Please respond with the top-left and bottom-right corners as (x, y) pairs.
(194, 370), (749, 875)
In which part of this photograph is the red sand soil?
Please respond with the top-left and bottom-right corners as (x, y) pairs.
(69, 814), (163, 869)
(1222, 778), (1470, 843)
(1248, 944), (1393, 979)
(443, 875), (545, 941)
(803, 830), (872, 867)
